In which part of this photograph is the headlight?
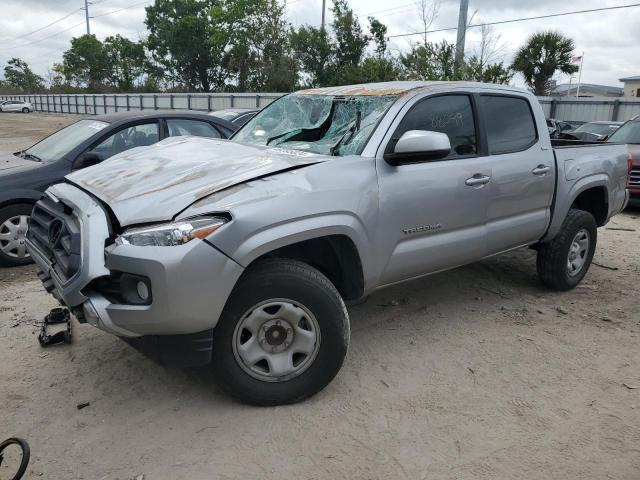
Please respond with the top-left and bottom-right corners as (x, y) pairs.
(115, 216), (228, 247)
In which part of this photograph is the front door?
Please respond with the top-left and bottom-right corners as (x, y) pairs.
(376, 93), (491, 286)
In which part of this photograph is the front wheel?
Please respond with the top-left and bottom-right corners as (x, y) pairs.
(213, 258), (350, 406)
(537, 208), (597, 291)
(0, 204), (34, 267)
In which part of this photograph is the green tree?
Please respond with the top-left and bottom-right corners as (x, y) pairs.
(511, 31), (578, 95)
(399, 41), (457, 81)
(3, 58), (45, 92)
(331, 0), (368, 67)
(59, 35), (110, 91)
(463, 56), (512, 84)
(224, 0), (297, 91)
(289, 26), (333, 87)
(103, 35), (147, 91)
(145, 0), (229, 92)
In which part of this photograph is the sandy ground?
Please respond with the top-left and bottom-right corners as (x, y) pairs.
(1, 112), (639, 480)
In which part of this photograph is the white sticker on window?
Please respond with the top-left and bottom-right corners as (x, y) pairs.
(87, 121), (108, 131)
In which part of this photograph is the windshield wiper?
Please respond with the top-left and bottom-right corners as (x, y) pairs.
(330, 111), (361, 156)
(266, 128), (303, 146)
(17, 151), (42, 162)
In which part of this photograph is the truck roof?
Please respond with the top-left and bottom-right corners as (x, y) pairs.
(295, 81), (531, 97)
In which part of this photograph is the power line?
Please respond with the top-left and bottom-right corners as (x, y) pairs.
(362, 3), (415, 17)
(387, 2), (640, 39)
(92, 0), (152, 19)
(0, 22), (86, 51)
(0, 7), (81, 43)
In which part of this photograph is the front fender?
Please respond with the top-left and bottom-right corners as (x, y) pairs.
(0, 188), (42, 208)
(211, 212), (376, 290)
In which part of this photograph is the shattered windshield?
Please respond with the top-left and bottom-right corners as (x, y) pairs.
(233, 94), (398, 156)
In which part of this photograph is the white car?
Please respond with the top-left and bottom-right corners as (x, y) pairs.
(0, 100), (33, 113)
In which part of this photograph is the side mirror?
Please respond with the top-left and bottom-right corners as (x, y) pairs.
(384, 130), (451, 166)
(74, 152), (103, 170)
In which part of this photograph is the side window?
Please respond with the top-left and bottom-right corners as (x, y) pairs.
(90, 122), (159, 159)
(481, 95), (537, 154)
(393, 95), (477, 158)
(167, 119), (221, 138)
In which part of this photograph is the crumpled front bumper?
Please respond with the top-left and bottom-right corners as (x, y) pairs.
(27, 183), (244, 338)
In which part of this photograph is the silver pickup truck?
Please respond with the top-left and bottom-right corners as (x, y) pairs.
(26, 82), (630, 405)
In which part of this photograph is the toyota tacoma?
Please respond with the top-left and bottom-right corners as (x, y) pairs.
(26, 82), (630, 405)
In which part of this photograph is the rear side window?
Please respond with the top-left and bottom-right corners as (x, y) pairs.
(393, 95), (477, 158)
(481, 95), (537, 154)
(167, 119), (221, 138)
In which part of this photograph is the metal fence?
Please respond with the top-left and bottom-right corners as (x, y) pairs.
(537, 96), (640, 122)
(0, 92), (285, 115)
(2, 92), (640, 122)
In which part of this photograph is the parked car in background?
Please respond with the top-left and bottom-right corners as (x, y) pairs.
(0, 100), (33, 113)
(26, 81), (629, 405)
(209, 108), (259, 127)
(546, 118), (575, 138)
(0, 111), (236, 267)
(562, 121), (623, 141)
(608, 115), (640, 206)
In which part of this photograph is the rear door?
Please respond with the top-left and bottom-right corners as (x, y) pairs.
(480, 94), (556, 254)
(376, 93), (491, 286)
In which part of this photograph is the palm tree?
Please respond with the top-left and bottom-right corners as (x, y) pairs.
(511, 31), (578, 95)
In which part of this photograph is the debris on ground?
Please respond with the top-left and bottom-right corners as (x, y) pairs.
(76, 402), (91, 410)
(593, 262), (619, 271)
(556, 306), (569, 315)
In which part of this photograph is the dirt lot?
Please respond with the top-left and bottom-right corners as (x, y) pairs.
(1, 112), (639, 480)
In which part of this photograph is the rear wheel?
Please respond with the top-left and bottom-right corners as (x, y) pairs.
(0, 204), (34, 267)
(213, 258), (349, 406)
(537, 208), (597, 291)
(21, 107), (29, 113)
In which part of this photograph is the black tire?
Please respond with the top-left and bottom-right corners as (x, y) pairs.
(21, 107), (29, 113)
(0, 204), (34, 267)
(213, 258), (350, 406)
(537, 208), (597, 291)
(0, 437), (30, 480)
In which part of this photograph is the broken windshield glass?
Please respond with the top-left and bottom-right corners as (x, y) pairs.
(233, 94), (398, 156)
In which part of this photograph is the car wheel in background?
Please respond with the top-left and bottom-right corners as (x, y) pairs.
(536, 208), (597, 291)
(22, 107), (30, 113)
(213, 258), (350, 406)
(0, 204), (34, 267)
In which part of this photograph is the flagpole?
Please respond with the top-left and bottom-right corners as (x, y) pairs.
(567, 75), (572, 97)
(575, 52), (584, 98)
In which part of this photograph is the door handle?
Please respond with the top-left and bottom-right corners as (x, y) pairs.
(532, 165), (551, 176)
(465, 174), (491, 186)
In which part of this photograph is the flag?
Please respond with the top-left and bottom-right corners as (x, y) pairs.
(571, 55), (582, 64)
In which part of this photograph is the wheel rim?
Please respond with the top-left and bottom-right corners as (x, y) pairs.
(567, 228), (589, 277)
(0, 215), (30, 259)
(232, 298), (321, 382)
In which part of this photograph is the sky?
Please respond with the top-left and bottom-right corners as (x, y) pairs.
(0, 0), (639, 89)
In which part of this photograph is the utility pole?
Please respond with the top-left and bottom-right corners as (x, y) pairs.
(454, 0), (469, 72)
(83, 0), (91, 35)
(321, 0), (326, 32)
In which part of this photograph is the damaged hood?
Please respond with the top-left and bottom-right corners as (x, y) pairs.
(66, 136), (329, 226)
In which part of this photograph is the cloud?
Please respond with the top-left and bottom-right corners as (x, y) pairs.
(1, 0), (638, 89)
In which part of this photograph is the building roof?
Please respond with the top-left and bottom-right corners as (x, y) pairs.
(552, 83), (623, 96)
(620, 75), (640, 82)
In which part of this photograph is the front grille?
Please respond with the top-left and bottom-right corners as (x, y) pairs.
(630, 168), (640, 186)
(28, 196), (81, 282)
